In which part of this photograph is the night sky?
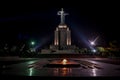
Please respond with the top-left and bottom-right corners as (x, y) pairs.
(0, 1), (119, 48)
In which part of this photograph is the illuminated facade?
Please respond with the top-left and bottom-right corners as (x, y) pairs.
(54, 24), (71, 49)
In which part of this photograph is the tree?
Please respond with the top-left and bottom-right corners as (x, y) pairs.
(109, 40), (120, 57)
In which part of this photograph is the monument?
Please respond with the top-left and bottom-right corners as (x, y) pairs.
(50, 8), (76, 53)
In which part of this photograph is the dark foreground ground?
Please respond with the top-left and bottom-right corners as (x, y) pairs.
(0, 54), (120, 79)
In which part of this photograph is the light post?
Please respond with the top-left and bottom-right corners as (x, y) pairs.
(90, 41), (95, 46)
(89, 36), (99, 54)
(89, 41), (97, 53)
(31, 41), (35, 46)
(30, 41), (36, 52)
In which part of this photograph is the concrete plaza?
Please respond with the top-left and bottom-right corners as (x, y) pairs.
(0, 57), (120, 77)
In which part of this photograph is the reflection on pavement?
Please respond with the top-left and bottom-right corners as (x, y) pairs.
(53, 68), (72, 76)
(29, 68), (33, 76)
(92, 69), (97, 76)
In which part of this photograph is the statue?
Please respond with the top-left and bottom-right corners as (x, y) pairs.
(57, 8), (68, 24)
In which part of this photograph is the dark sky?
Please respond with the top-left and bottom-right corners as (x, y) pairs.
(0, 1), (119, 47)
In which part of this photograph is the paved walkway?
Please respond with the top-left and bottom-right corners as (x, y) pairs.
(0, 58), (120, 76)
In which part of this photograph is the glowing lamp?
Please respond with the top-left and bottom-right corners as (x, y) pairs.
(31, 41), (35, 45)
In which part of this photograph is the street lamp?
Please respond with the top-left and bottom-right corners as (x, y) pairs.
(89, 36), (99, 46)
(31, 41), (35, 46)
(90, 41), (97, 53)
(89, 37), (98, 53)
(30, 41), (36, 52)
(90, 41), (95, 46)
